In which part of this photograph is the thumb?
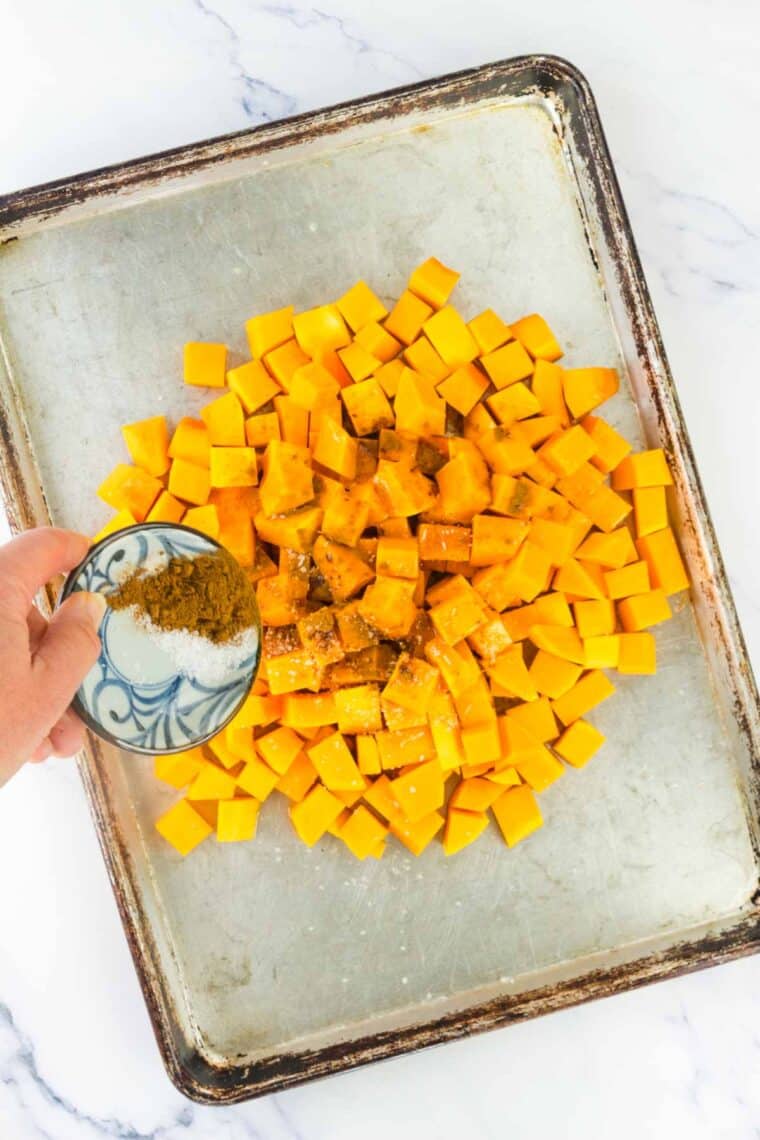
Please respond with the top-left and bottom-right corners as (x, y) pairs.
(31, 592), (107, 729)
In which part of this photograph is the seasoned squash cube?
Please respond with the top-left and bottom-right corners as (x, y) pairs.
(511, 313), (563, 361)
(98, 463), (163, 520)
(532, 359), (570, 425)
(373, 358), (407, 397)
(437, 362), (489, 416)
(312, 417), (358, 481)
(259, 440), (313, 515)
(354, 320), (402, 364)
(358, 575), (418, 638)
(167, 459), (210, 507)
(443, 808), (489, 855)
(541, 425), (597, 477)
(375, 536), (419, 580)
(313, 536), (375, 603)
(390, 758), (444, 822)
(394, 368), (447, 437)
(382, 653), (439, 713)
(408, 256), (460, 309)
(404, 336), (451, 382)
(265, 339), (310, 390)
(423, 306), (479, 368)
(576, 527), (637, 569)
(209, 446), (258, 488)
(184, 342), (227, 388)
(155, 798), (213, 855)
(245, 412), (281, 448)
(337, 280), (388, 331)
(257, 726), (304, 775)
(228, 359), (281, 414)
(265, 649), (323, 695)
(308, 731), (364, 791)
(290, 784), (345, 846)
(335, 684), (383, 735)
(487, 383), (541, 426)
(375, 458), (437, 518)
(245, 305), (294, 359)
(146, 491), (185, 525)
(356, 734), (381, 775)
(492, 785), (543, 847)
(470, 515), (527, 566)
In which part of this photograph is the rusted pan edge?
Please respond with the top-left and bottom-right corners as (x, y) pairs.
(1, 54), (759, 1104)
(0, 55), (558, 234)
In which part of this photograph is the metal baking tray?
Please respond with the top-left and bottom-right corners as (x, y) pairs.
(1, 56), (758, 1104)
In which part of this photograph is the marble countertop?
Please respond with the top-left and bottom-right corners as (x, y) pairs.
(1, 1), (759, 1137)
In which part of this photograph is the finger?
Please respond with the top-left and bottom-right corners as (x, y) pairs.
(29, 591), (106, 737)
(48, 708), (86, 757)
(29, 736), (53, 764)
(0, 528), (90, 611)
(27, 604), (48, 653)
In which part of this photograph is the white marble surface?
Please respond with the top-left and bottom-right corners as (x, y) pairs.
(0, 1), (759, 1137)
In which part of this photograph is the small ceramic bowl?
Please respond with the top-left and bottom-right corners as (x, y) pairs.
(60, 523), (261, 755)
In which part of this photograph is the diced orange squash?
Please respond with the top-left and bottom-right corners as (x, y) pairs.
(280, 692), (337, 730)
(435, 451), (491, 523)
(425, 636), (480, 698)
(340, 378), (394, 437)
(492, 785), (543, 847)
(375, 458), (437, 518)
(336, 281), (388, 332)
(390, 759), (444, 823)
(583, 484), (633, 533)
(265, 649), (323, 695)
(554, 718), (605, 768)
(511, 415), (563, 449)
(290, 784), (345, 846)
(390, 811), (445, 855)
(423, 306), (479, 368)
(154, 748), (205, 789)
(321, 486), (370, 548)
(511, 313), (563, 361)
(485, 644), (536, 701)
(394, 368), (447, 437)
(541, 426), (596, 478)
(408, 256), (460, 309)
(454, 674), (496, 727)
(563, 367), (619, 419)
(604, 560), (650, 599)
(245, 412), (281, 448)
(467, 308), (512, 354)
(312, 417), (358, 481)
(470, 515), (527, 566)
(429, 589), (485, 646)
(376, 727), (436, 771)
(169, 417), (209, 468)
(480, 340), (534, 389)
(155, 798), (213, 855)
(93, 508), (137, 543)
(505, 697), (558, 743)
(179, 504), (217, 539)
(583, 634), (620, 669)
(501, 591), (573, 640)
(555, 462), (605, 508)
(576, 527), (637, 569)
(216, 798), (260, 843)
(636, 527), (689, 595)
(532, 359), (570, 425)
(121, 415), (170, 477)
(224, 723), (257, 764)
(633, 486), (668, 538)
(551, 670), (615, 726)
(618, 589), (672, 631)
(489, 475), (539, 520)
(554, 558), (606, 600)
(184, 342), (227, 388)
(443, 807), (488, 855)
(355, 734), (381, 775)
(289, 360), (340, 412)
(487, 382), (541, 425)
(417, 523), (471, 564)
(354, 320), (402, 364)
(383, 654), (439, 714)
(338, 805), (388, 859)
(375, 536), (419, 580)
(333, 684), (383, 735)
(358, 575), (418, 638)
(582, 414), (632, 473)
(384, 290), (433, 345)
(373, 358), (406, 398)
(225, 362), (278, 416)
(265, 339), (310, 390)
(167, 459), (211, 507)
(450, 777), (502, 812)
(209, 446), (258, 488)
(529, 625), (586, 665)
(307, 731), (364, 791)
(573, 598), (616, 638)
(460, 718), (502, 765)
(476, 541), (552, 607)
(256, 726), (303, 775)
(146, 490), (185, 524)
(259, 440), (313, 515)
(404, 336), (451, 382)
(612, 448), (673, 490)
(186, 759), (238, 800)
(245, 305), (294, 359)
(293, 303), (350, 356)
(617, 631), (657, 674)
(528, 650), (584, 699)
(296, 608), (344, 665)
(199, 391), (245, 446)
(312, 536), (375, 603)
(98, 463), (163, 520)
(334, 602), (379, 652)
(276, 752), (319, 801)
(528, 518), (581, 567)
(514, 744), (564, 792)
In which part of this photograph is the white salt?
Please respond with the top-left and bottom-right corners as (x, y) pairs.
(127, 607), (258, 686)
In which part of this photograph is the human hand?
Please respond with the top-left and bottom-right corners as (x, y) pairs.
(0, 527), (106, 786)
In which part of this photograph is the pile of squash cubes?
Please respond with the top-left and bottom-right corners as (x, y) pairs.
(94, 257), (689, 859)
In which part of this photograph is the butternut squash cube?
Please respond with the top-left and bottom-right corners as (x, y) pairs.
(532, 359), (570, 425)
(375, 458), (437, 518)
(290, 784), (345, 846)
(424, 636), (480, 698)
(582, 634), (620, 669)
(154, 749), (205, 790)
(404, 336), (451, 382)
(582, 414), (632, 473)
(155, 798), (213, 855)
(200, 391), (245, 446)
(563, 367), (619, 419)
(481, 340), (534, 389)
(461, 719), (502, 766)
(289, 361), (340, 412)
(528, 625), (586, 665)
(355, 734), (381, 775)
(635, 527), (689, 595)
(487, 382), (541, 426)
(376, 726), (436, 771)
(373, 358), (406, 397)
(573, 598), (616, 638)
(528, 518), (581, 567)
(408, 256), (460, 309)
(146, 491), (185, 525)
(576, 527), (637, 568)
(618, 589), (672, 631)
(541, 425), (597, 477)
(492, 785), (543, 847)
(505, 697), (559, 742)
(227, 360), (281, 414)
(255, 506), (322, 553)
(437, 362), (489, 416)
(486, 643), (537, 701)
(245, 412), (281, 448)
(384, 290), (433, 345)
(98, 463), (163, 520)
(435, 451), (491, 523)
(467, 308), (512, 354)
(470, 515), (527, 566)
(554, 718), (605, 768)
(169, 417), (210, 467)
(313, 536), (375, 603)
(338, 805), (388, 860)
(265, 339), (310, 390)
(92, 508), (137, 543)
(276, 752), (319, 801)
(259, 440), (313, 515)
(514, 745), (564, 792)
(293, 303), (350, 355)
(633, 485), (668, 538)
(280, 692), (338, 730)
(390, 811), (445, 855)
(424, 306), (479, 368)
(265, 649), (323, 695)
(511, 313), (563, 362)
(257, 726), (304, 775)
(375, 536), (419, 580)
(583, 484), (633, 533)
(312, 417), (358, 481)
(245, 304), (294, 359)
(604, 560), (650, 599)
(382, 653), (439, 714)
(612, 448), (673, 490)
(390, 758), (444, 822)
(394, 368), (447, 437)
(443, 808), (489, 855)
(511, 415), (563, 449)
(429, 590), (485, 646)
(186, 760), (238, 800)
(308, 731), (364, 791)
(209, 446), (258, 488)
(528, 650), (583, 699)
(358, 575), (418, 638)
(617, 631), (657, 674)
(184, 341), (227, 388)
(337, 280), (388, 331)
(216, 798), (260, 842)
(121, 415), (170, 477)
(551, 670), (615, 726)
(335, 684), (383, 735)
(450, 777), (502, 812)
(167, 458), (210, 507)
(354, 320), (402, 363)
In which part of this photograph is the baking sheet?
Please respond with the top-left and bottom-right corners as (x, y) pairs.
(1, 56), (758, 1101)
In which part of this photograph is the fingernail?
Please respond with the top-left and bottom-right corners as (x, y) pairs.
(69, 590), (108, 628)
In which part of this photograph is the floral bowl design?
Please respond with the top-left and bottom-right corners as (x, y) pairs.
(60, 523), (261, 755)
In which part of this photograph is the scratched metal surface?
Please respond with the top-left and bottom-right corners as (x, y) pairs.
(0, 58), (758, 1100)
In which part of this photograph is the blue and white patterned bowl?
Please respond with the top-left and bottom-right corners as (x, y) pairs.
(60, 523), (261, 755)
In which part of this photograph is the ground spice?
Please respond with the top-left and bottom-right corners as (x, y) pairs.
(108, 550), (257, 643)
